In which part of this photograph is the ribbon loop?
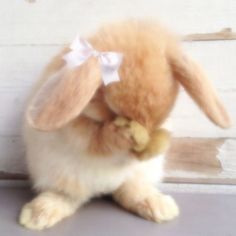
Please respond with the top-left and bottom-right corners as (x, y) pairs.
(63, 36), (123, 85)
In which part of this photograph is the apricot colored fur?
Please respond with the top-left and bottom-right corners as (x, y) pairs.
(20, 20), (231, 230)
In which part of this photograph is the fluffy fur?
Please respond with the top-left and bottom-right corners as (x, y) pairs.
(19, 20), (231, 230)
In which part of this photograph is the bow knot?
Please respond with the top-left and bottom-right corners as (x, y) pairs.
(63, 36), (123, 85)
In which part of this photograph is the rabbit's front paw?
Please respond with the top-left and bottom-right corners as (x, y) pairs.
(114, 117), (150, 152)
(19, 192), (76, 230)
(20, 202), (57, 230)
(137, 194), (179, 223)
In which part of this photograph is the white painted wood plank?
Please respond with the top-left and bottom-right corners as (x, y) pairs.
(1, 0), (236, 44)
(183, 41), (236, 90)
(0, 46), (60, 88)
(164, 138), (236, 184)
(1, 0), (236, 179)
(0, 136), (26, 173)
(0, 88), (27, 136)
(171, 91), (235, 137)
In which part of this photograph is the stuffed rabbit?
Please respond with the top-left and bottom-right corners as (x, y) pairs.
(19, 20), (231, 230)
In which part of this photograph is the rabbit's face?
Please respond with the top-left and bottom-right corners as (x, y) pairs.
(103, 66), (179, 131)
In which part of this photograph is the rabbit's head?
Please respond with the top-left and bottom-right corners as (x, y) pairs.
(26, 21), (231, 132)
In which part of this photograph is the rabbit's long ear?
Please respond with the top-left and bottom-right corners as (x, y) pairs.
(169, 51), (231, 128)
(26, 57), (102, 131)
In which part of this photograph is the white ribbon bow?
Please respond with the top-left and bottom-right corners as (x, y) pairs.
(63, 36), (123, 86)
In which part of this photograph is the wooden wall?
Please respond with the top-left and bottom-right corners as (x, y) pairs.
(0, 0), (235, 182)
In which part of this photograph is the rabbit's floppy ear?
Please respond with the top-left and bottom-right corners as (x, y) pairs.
(169, 51), (231, 128)
(27, 57), (102, 131)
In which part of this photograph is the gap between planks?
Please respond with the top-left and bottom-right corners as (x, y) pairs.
(1, 180), (236, 194)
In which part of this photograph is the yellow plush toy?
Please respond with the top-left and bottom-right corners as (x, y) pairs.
(114, 116), (171, 160)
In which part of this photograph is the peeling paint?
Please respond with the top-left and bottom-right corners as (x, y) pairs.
(217, 139), (236, 172)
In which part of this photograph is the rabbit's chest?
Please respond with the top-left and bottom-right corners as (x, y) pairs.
(50, 149), (137, 197)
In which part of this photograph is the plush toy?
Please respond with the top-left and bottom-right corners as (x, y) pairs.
(19, 20), (231, 230)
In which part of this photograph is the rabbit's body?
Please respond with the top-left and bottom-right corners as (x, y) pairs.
(24, 120), (165, 200)
(19, 20), (231, 230)
(21, 116), (169, 230)
(23, 21), (173, 205)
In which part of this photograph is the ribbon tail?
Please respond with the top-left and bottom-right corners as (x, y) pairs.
(99, 52), (123, 85)
(102, 69), (121, 86)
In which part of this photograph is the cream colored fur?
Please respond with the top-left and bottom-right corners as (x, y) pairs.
(20, 120), (172, 230)
(19, 20), (231, 230)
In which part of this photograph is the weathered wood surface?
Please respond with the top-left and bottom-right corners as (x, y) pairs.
(165, 138), (236, 184)
(0, 0), (235, 182)
(1, 0), (236, 45)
